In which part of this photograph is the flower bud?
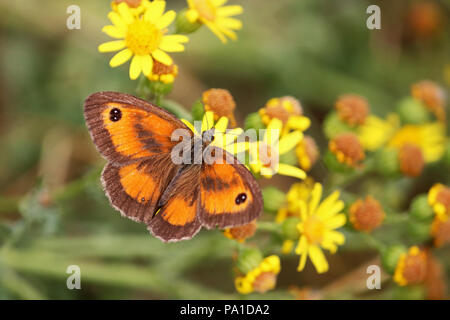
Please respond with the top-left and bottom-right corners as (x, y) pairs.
(148, 60), (178, 84)
(259, 96), (303, 125)
(410, 194), (434, 221)
(328, 133), (365, 168)
(191, 99), (205, 121)
(411, 80), (446, 122)
(396, 97), (431, 125)
(296, 135), (319, 171)
(244, 112), (265, 132)
(407, 219), (431, 243)
(374, 148), (400, 176)
(431, 216), (450, 247)
(262, 187), (286, 213)
(382, 245), (407, 274)
(224, 221), (257, 242)
(236, 247), (263, 274)
(406, 2), (443, 40)
(175, 8), (202, 34)
(281, 217), (301, 240)
(398, 144), (424, 177)
(323, 112), (354, 139)
(335, 94), (370, 126)
(349, 196), (385, 232)
(393, 246), (427, 286)
(428, 183), (450, 219)
(202, 89), (237, 126)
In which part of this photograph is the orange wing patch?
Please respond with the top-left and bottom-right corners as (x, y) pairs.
(201, 164), (253, 215)
(148, 165), (202, 242)
(199, 150), (263, 230)
(119, 163), (159, 204)
(101, 104), (178, 159)
(158, 196), (197, 226)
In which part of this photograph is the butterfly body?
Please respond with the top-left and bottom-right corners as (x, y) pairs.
(84, 92), (262, 242)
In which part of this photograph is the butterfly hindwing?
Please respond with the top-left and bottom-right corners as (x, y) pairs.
(101, 154), (180, 224)
(199, 148), (263, 229)
(148, 165), (202, 242)
(84, 91), (191, 164)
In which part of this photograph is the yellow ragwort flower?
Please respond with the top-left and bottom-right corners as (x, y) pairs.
(428, 183), (450, 221)
(147, 59), (178, 84)
(249, 118), (306, 180)
(275, 178), (315, 224)
(181, 111), (247, 155)
(295, 135), (319, 172)
(358, 114), (400, 151)
(235, 255), (281, 294)
(111, 0), (150, 16)
(295, 183), (346, 274)
(186, 0), (243, 43)
(393, 246), (427, 286)
(99, 1), (189, 80)
(358, 113), (446, 163)
(259, 96), (311, 136)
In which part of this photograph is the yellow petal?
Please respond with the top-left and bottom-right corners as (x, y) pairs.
(324, 213), (347, 230)
(225, 141), (248, 154)
(155, 10), (176, 29)
(299, 200), (308, 222)
(144, 0), (165, 22)
(278, 131), (303, 155)
(217, 17), (242, 30)
(159, 41), (185, 52)
(212, 0), (228, 6)
(308, 245), (329, 274)
(295, 235), (308, 255)
(181, 119), (195, 133)
(324, 231), (345, 246)
(217, 25), (237, 40)
(215, 117), (229, 133)
(309, 183), (322, 216)
(204, 20), (227, 43)
(117, 2), (134, 25)
(265, 118), (282, 145)
(152, 49), (173, 66)
(108, 11), (127, 31)
(217, 5), (243, 17)
(277, 164), (306, 180)
(141, 55), (153, 76)
(129, 55), (143, 80)
(202, 111), (214, 132)
(102, 25), (126, 39)
(287, 116), (311, 131)
(98, 40), (126, 52)
(109, 48), (133, 67)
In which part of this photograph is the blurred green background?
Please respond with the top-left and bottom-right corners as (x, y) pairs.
(0, 0), (449, 299)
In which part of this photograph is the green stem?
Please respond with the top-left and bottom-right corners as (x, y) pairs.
(257, 221), (281, 234)
(360, 233), (386, 252)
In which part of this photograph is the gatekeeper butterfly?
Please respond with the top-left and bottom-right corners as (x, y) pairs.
(84, 92), (263, 242)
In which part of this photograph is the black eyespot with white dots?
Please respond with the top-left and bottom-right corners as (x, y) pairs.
(110, 108), (122, 122)
(235, 193), (247, 205)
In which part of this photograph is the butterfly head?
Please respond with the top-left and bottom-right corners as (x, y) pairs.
(202, 128), (215, 145)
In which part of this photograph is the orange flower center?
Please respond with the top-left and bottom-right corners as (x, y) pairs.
(126, 20), (162, 55)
